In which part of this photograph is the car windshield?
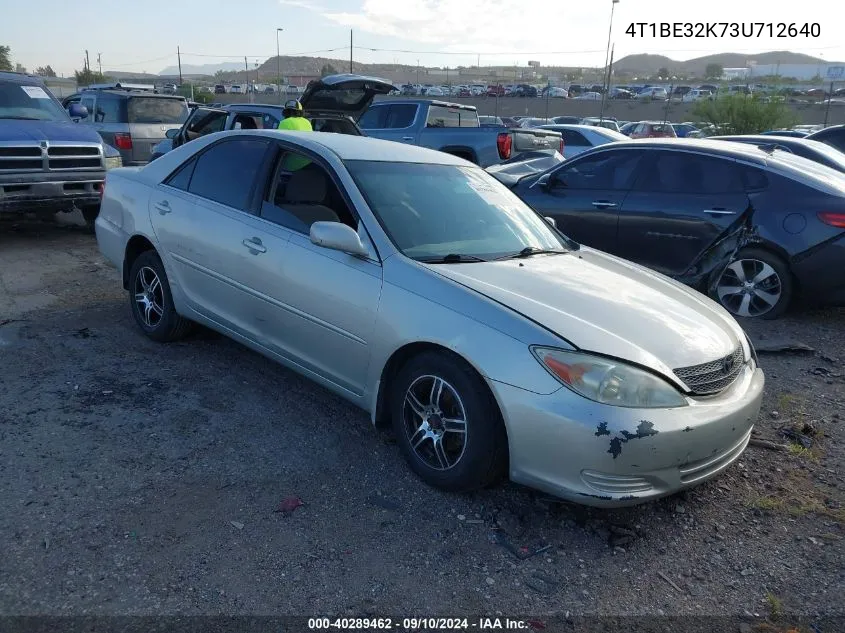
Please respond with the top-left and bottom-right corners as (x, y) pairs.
(127, 97), (189, 124)
(0, 81), (68, 121)
(345, 161), (571, 260)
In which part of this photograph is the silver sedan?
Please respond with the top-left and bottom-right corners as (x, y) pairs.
(95, 129), (764, 506)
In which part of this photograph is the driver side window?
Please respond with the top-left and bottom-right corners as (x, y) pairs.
(552, 149), (643, 190)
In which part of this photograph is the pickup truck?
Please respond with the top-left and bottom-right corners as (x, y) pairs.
(0, 71), (122, 230)
(359, 99), (562, 167)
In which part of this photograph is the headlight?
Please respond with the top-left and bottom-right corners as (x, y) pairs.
(105, 156), (122, 170)
(531, 347), (688, 409)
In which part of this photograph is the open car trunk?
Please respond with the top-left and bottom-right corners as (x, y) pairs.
(300, 74), (398, 124)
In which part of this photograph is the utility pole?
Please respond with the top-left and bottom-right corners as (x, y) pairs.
(350, 30), (353, 73)
(824, 80), (834, 127)
(276, 28), (283, 105)
(245, 56), (251, 103)
(599, 44), (615, 122)
(598, 0), (619, 123)
(97, 53), (102, 75)
(85, 50), (90, 72)
(177, 47), (183, 86)
(417, 60), (420, 86)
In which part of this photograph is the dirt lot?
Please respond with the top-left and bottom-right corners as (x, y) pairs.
(1, 220), (843, 630)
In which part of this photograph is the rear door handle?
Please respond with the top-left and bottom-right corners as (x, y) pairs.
(154, 200), (171, 215)
(242, 238), (267, 254)
(592, 200), (617, 209)
(704, 208), (736, 215)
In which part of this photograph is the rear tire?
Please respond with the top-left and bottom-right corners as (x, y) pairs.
(81, 206), (99, 234)
(128, 250), (193, 342)
(712, 248), (793, 320)
(390, 351), (508, 492)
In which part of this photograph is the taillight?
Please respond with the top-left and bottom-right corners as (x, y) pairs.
(818, 212), (845, 228)
(113, 133), (133, 150)
(497, 132), (512, 160)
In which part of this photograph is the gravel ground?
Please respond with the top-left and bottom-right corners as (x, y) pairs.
(1, 220), (843, 631)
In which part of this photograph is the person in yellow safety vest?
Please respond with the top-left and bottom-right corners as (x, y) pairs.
(277, 99), (313, 131)
(277, 99), (313, 171)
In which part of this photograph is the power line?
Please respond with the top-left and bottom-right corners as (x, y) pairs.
(179, 47), (347, 59)
(353, 45), (608, 56)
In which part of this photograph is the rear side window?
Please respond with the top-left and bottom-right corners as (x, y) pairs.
(188, 138), (270, 209)
(742, 166), (769, 191)
(165, 158), (197, 191)
(128, 97), (189, 124)
(636, 152), (744, 194)
(562, 130), (590, 146)
(426, 106), (476, 128)
(358, 106), (387, 129)
(94, 97), (123, 123)
(385, 104), (418, 128)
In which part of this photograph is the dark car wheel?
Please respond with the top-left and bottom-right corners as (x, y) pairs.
(81, 206), (99, 234)
(128, 250), (193, 342)
(390, 351), (508, 492)
(713, 248), (793, 320)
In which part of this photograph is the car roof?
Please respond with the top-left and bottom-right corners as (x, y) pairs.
(86, 90), (186, 99)
(586, 138), (771, 164)
(225, 103), (282, 112)
(232, 129), (472, 165)
(0, 71), (46, 85)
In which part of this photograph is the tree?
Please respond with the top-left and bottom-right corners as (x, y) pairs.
(705, 63), (723, 79)
(74, 68), (106, 86)
(658, 67), (669, 78)
(320, 63), (338, 77)
(0, 45), (11, 71)
(693, 94), (798, 135)
(35, 65), (56, 77)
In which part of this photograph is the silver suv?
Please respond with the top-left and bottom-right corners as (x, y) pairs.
(62, 85), (189, 165)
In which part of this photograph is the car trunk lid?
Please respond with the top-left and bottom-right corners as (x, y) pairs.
(299, 74), (398, 121)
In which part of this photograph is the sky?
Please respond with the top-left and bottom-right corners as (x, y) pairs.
(5, 0), (844, 77)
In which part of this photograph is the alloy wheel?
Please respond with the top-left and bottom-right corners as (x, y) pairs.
(134, 266), (165, 328)
(402, 375), (468, 471)
(717, 258), (783, 318)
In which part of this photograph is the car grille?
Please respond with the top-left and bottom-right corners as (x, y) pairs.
(0, 144), (102, 172)
(673, 347), (745, 395)
(47, 145), (102, 170)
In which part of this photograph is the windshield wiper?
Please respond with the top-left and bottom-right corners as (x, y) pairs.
(493, 246), (569, 260)
(416, 253), (487, 264)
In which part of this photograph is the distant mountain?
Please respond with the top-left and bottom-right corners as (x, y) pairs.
(158, 61), (244, 76)
(613, 51), (841, 76)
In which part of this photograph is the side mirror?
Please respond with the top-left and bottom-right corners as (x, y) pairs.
(310, 221), (369, 257)
(165, 128), (180, 139)
(545, 216), (556, 227)
(532, 173), (553, 189)
(68, 103), (88, 119)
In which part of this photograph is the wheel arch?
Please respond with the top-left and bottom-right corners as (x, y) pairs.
(371, 342), (506, 436)
(438, 146), (478, 164)
(123, 234), (157, 290)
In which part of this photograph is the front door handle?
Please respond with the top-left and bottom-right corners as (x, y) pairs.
(401, 136), (414, 141)
(242, 238), (267, 254)
(154, 200), (171, 215)
(592, 200), (617, 209)
(704, 208), (736, 215)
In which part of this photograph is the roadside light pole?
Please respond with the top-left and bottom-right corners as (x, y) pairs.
(598, 0), (619, 123)
(276, 28), (283, 104)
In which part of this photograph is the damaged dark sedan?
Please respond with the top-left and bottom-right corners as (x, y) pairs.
(491, 139), (845, 318)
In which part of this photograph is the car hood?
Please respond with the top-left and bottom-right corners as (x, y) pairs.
(0, 119), (103, 144)
(428, 248), (744, 384)
(300, 73), (398, 120)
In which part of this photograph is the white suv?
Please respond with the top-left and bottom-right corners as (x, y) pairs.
(637, 87), (668, 100)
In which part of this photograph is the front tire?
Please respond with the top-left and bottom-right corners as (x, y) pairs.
(128, 250), (193, 342)
(713, 248), (793, 319)
(81, 206), (99, 234)
(390, 351), (508, 492)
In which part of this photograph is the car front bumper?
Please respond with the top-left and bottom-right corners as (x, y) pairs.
(490, 363), (764, 507)
(0, 178), (103, 215)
